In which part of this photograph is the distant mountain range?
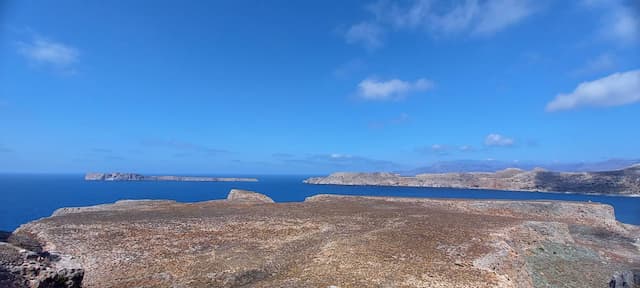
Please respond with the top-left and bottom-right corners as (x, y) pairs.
(400, 159), (640, 175)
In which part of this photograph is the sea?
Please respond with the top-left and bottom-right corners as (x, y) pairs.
(1, 174), (639, 231)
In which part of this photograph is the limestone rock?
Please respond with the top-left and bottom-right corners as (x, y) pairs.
(11, 193), (640, 287)
(609, 270), (640, 288)
(0, 240), (83, 288)
(226, 189), (274, 203)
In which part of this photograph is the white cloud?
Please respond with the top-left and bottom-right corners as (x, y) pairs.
(546, 69), (640, 111)
(431, 144), (447, 151)
(472, 0), (538, 35)
(459, 145), (475, 152)
(17, 38), (79, 69)
(583, 0), (639, 44)
(364, 0), (536, 40)
(572, 53), (616, 76)
(485, 133), (515, 147)
(345, 22), (384, 50)
(358, 77), (433, 101)
(330, 153), (352, 159)
(606, 6), (639, 44)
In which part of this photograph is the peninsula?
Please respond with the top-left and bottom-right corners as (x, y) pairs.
(1, 190), (638, 287)
(304, 165), (640, 196)
(84, 172), (258, 182)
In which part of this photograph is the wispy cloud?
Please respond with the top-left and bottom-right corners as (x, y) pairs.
(0, 144), (12, 153)
(334, 58), (367, 79)
(429, 144), (450, 155)
(571, 53), (616, 77)
(140, 139), (229, 156)
(17, 37), (79, 71)
(583, 0), (639, 45)
(358, 77), (433, 101)
(281, 153), (401, 171)
(546, 69), (640, 111)
(459, 145), (476, 152)
(345, 22), (384, 50)
(485, 133), (515, 147)
(417, 144), (479, 156)
(272, 153), (294, 159)
(369, 112), (410, 129)
(346, 0), (538, 48)
(91, 148), (113, 154)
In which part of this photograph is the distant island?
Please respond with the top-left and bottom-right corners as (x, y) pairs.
(304, 165), (640, 196)
(85, 172), (258, 182)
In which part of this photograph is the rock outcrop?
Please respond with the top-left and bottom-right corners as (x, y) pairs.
(85, 172), (258, 182)
(304, 165), (640, 196)
(609, 270), (640, 288)
(6, 190), (639, 287)
(0, 234), (83, 288)
(227, 189), (275, 203)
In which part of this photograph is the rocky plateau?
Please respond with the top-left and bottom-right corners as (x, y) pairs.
(1, 189), (639, 287)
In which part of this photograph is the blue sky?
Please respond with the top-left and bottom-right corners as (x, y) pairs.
(1, 0), (639, 174)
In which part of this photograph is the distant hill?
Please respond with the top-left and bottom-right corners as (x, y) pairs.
(306, 164), (640, 196)
(401, 159), (640, 175)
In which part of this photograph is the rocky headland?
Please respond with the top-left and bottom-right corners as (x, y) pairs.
(304, 165), (640, 196)
(2, 189), (639, 287)
(85, 172), (258, 182)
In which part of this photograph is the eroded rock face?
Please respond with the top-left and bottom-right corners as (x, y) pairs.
(9, 191), (640, 287)
(609, 270), (640, 288)
(226, 189), (275, 203)
(0, 238), (83, 288)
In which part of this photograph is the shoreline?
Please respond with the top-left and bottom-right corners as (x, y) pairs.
(303, 181), (640, 198)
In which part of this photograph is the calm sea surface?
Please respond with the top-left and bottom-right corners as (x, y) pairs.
(1, 174), (639, 231)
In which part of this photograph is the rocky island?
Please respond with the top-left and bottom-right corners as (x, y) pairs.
(304, 165), (640, 196)
(85, 172), (258, 182)
(1, 189), (639, 287)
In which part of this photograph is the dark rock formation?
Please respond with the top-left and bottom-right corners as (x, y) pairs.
(0, 232), (83, 288)
(609, 270), (640, 288)
(84, 172), (258, 182)
(9, 190), (640, 287)
(304, 165), (640, 196)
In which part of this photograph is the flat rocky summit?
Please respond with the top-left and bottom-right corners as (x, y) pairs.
(6, 190), (640, 287)
(304, 165), (640, 196)
(85, 172), (258, 182)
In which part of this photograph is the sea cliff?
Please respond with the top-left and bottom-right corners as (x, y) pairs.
(304, 165), (640, 196)
(2, 190), (639, 287)
(85, 172), (258, 182)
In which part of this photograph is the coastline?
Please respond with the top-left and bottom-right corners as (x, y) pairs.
(304, 166), (640, 197)
(4, 190), (638, 287)
(303, 181), (640, 198)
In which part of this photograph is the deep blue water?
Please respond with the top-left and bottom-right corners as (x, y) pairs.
(1, 174), (639, 231)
